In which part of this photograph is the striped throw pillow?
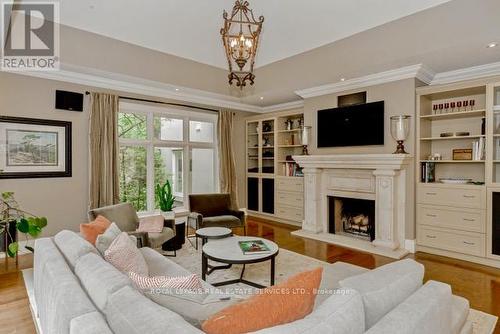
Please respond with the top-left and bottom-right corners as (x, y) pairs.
(129, 271), (202, 291)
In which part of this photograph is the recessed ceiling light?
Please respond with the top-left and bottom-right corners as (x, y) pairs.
(487, 42), (497, 48)
(260, 96), (264, 100)
(340, 78), (346, 82)
(175, 88), (180, 91)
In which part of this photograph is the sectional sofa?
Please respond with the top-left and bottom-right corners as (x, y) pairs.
(28, 229), (472, 334)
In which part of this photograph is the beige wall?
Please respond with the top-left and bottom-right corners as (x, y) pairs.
(236, 79), (418, 239)
(0, 72), (248, 237)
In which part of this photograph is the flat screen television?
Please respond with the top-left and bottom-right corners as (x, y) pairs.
(317, 101), (384, 147)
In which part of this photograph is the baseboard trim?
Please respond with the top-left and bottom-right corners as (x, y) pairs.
(417, 245), (500, 269)
(405, 239), (416, 253)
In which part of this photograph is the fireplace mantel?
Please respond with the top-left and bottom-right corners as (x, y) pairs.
(292, 153), (413, 259)
(293, 153), (412, 170)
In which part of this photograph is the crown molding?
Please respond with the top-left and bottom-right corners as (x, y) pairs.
(262, 100), (304, 113)
(11, 63), (269, 113)
(295, 64), (435, 99)
(431, 61), (500, 85)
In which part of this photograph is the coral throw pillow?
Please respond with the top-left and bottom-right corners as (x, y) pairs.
(80, 215), (111, 245)
(137, 215), (164, 233)
(104, 232), (148, 276)
(202, 267), (323, 334)
(129, 272), (202, 290)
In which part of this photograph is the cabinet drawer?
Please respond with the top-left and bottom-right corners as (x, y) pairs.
(275, 205), (303, 222)
(276, 178), (303, 193)
(418, 186), (484, 209)
(418, 226), (485, 257)
(417, 205), (485, 233)
(276, 191), (303, 208)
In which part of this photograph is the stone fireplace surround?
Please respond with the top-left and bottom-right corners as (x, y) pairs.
(292, 154), (413, 259)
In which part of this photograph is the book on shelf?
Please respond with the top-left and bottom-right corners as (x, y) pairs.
(283, 161), (304, 177)
(238, 240), (271, 255)
(471, 137), (485, 161)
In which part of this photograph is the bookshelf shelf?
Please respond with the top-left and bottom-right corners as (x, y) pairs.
(420, 135), (484, 141)
(419, 109), (485, 120)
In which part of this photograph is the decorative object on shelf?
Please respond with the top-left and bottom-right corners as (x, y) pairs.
(455, 131), (470, 137)
(427, 153), (442, 161)
(263, 136), (271, 147)
(421, 162), (435, 183)
(301, 126), (311, 155)
(390, 115), (411, 154)
(262, 150), (273, 157)
(440, 132), (453, 137)
(220, 0), (264, 89)
(481, 118), (486, 135)
(431, 99), (476, 114)
(471, 137), (485, 160)
(0, 116), (72, 179)
(439, 178), (472, 184)
(296, 118), (304, 129)
(155, 180), (175, 216)
(0, 192), (48, 257)
(262, 122), (272, 132)
(285, 119), (293, 131)
(452, 149), (473, 160)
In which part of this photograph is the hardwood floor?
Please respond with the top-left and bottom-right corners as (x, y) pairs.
(2, 217), (499, 333)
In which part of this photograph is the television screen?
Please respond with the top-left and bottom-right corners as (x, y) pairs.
(317, 101), (384, 147)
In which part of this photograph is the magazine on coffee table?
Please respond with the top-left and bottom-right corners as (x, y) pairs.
(238, 240), (271, 255)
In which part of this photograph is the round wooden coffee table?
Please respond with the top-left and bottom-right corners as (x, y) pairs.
(201, 236), (279, 288)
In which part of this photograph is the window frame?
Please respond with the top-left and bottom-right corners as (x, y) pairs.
(118, 101), (219, 213)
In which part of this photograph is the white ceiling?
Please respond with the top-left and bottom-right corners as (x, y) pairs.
(58, 0), (452, 69)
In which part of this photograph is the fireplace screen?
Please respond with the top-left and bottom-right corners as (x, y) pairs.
(328, 196), (375, 241)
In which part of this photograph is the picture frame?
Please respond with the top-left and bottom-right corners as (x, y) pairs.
(0, 116), (72, 179)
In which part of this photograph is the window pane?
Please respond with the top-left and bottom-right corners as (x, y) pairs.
(118, 112), (147, 140)
(191, 148), (215, 193)
(119, 146), (147, 211)
(154, 147), (184, 207)
(154, 116), (183, 141)
(189, 121), (213, 143)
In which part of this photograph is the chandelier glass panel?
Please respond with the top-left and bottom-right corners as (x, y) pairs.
(221, 1), (264, 89)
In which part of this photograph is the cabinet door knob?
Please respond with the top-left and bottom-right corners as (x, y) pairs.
(463, 195), (475, 199)
(463, 241), (475, 245)
(426, 235), (437, 239)
(426, 214), (437, 218)
(426, 192), (437, 195)
(463, 218), (475, 222)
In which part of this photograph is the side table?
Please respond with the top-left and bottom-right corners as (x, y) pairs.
(162, 220), (186, 252)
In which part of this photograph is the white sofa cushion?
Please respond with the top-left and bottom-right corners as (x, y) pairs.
(451, 295), (470, 334)
(54, 230), (99, 270)
(70, 311), (113, 334)
(33, 238), (97, 334)
(105, 285), (204, 334)
(339, 259), (424, 329)
(252, 289), (365, 334)
(75, 252), (132, 311)
(365, 280), (452, 334)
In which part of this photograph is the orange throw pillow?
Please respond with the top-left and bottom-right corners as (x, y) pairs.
(80, 215), (111, 245)
(202, 267), (323, 334)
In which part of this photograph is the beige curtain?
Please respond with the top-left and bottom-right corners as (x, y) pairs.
(218, 110), (239, 209)
(89, 92), (120, 209)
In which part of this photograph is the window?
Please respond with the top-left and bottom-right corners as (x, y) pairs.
(118, 102), (218, 212)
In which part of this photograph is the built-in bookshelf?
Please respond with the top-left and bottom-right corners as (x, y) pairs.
(245, 110), (305, 226)
(416, 78), (500, 268)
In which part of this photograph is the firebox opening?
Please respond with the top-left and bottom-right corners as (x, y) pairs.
(328, 196), (375, 242)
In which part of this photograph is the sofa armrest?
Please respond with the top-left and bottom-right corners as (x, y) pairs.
(365, 281), (452, 334)
(227, 209), (245, 223)
(187, 212), (202, 229)
(126, 231), (149, 248)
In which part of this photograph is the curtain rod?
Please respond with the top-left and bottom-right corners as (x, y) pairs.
(85, 91), (219, 113)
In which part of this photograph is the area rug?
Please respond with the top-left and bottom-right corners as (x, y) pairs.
(171, 242), (498, 334)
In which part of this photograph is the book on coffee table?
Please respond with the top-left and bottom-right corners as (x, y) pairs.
(238, 240), (271, 255)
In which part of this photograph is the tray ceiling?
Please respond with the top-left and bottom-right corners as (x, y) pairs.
(57, 0), (452, 69)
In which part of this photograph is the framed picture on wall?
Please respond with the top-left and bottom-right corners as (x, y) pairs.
(0, 116), (72, 178)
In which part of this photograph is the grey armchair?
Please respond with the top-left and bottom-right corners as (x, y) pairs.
(187, 193), (245, 249)
(88, 203), (176, 255)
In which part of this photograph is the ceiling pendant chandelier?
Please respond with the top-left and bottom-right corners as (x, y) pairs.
(220, 0), (264, 89)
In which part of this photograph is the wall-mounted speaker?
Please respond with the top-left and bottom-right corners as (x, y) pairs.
(55, 90), (84, 112)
